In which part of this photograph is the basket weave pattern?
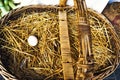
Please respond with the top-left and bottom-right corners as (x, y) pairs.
(0, 1), (120, 80)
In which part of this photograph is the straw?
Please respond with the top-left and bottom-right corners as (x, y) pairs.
(0, 6), (119, 80)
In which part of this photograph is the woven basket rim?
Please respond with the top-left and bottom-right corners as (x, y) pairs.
(0, 5), (120, 80)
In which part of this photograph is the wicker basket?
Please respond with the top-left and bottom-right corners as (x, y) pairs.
(0, 0), (120, 80)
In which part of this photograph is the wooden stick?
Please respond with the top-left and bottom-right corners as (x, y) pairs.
(59, 0), (67, 7)
(74, 0), (93, 80)
(59, 10), (74, 80)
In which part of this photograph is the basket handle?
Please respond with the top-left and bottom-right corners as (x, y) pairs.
(59, 0), (67, 7)
(59, 0), (86, 8)
(59, 0), (94, 80)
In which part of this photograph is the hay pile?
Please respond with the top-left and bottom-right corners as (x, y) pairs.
(0, 8), (118, 80)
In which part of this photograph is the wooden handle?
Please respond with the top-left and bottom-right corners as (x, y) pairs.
(59, 10), (74, 80)
(59, 0), (86, 8)
(59, 0), (67, 7)
(74, 0), (94, 80)
(59, 0), (93, 79)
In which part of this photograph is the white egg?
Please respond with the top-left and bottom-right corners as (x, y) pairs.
(27, 35), (38, 46)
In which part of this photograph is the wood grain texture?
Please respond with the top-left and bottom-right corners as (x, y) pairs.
(74, 0), (93, 80)
(59, 10), (74, 80)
